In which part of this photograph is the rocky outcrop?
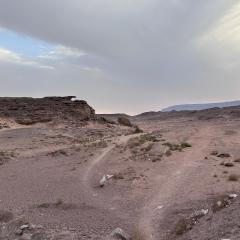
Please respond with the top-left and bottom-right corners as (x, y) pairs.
(117, 117), (132, 127)
(0, 96), (95, 125)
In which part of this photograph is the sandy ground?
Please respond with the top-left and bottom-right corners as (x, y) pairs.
(0, 117), (240, 239)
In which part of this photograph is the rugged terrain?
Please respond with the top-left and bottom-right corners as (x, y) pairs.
(0, 98), (240, 239)
(0, 96), (95, 125)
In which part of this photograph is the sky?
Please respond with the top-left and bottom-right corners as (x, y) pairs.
(0, 0), (239, 114)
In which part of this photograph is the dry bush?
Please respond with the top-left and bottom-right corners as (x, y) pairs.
(180, 142), (192, 148)
(0, 210), (14, 223)
(165, 150), (172, 157)
(143, 143), (154, 152)
(211, 195), (231, 213)
(113, 172), (124, 180)
(134, 125), (144, 133)
(163, 142), (191, 152)
(174, 218), (193, 236)
(47, 149), (68, 157)
(128, 137), (141, 148)
(131, 228), (146, 240)
(0, 150), (13, 165)
(36, 199), (77, 210)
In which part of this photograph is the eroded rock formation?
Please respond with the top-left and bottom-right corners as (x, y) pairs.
(0, 96), (95, 125)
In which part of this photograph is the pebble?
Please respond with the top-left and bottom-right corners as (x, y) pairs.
(20, 224), (29, 230)
(229, 193), (238, 199)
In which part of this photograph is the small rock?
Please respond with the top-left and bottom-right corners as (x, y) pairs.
(192, 209), (208, 219)
(110, 228), (130, 240)
(117, 117), (132, 127)
(229, 193), (238, 199)
(99, 174), (113, 187)
(0, 210), (14, 223)
(211, 151), (218, 156)
(20, 224), (29, 230)
(224, 162), (234, 167)
(217, 153), (231, 158)
(100, 175), (107, 187)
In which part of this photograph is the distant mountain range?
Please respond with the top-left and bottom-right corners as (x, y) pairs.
(162, 100), (240, 112)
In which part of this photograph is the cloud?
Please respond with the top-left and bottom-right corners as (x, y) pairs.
(0, 0), (239, 114)
(198, 2), (240, 51)
(195, 2), (240, 72)
(0, 47), (54, 69)
(38, 45), (85, 60)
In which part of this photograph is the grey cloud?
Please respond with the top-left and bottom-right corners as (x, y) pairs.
(0, 0), (239, 114)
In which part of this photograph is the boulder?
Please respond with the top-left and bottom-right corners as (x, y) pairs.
(117, 117), (132, 127)
(110, 228), (130, 240)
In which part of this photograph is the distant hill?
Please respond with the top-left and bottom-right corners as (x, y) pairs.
(162, 100), (240, 112)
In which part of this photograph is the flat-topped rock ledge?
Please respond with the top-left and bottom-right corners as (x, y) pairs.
(0, 96), (95, 125)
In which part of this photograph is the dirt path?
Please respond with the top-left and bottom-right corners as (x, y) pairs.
(81, 127), (215, 239)
(138, 125), (215, 239)
(82, 133), (142, 207)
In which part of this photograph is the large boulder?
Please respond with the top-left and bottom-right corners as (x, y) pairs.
(117, 117), (132, 127)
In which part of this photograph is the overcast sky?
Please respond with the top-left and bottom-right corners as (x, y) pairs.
(0, 0), (239, 114)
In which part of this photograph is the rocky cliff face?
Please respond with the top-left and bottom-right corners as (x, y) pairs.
(0, 96), (95, 125)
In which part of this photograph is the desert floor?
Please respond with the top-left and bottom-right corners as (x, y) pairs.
(0, 117), (240, 239)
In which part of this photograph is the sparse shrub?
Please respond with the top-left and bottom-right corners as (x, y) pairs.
(36, 199), (77, 210)
(128, 137), (141, 148)
(211, 195), (230, 213)
(228, 174), (239, 181)
(141, 134), (159, 143)
(143, 143), (154, 152)
(98, 140), (108, 148)
(113, 172), (124, 180)
(131, 149), (138, 155)
(163, 142), (191, 151)
(152, 157), (161, 162)
(181, 142), (192, 148)
(165, 150), (172, 157)
(174, 218), (192, 235)
(0, 150), (13, 165)
(90, 140), (108, 148)
(56, 198), (63, 206)
(0, 210), (14, 223)
(131, 229), (146, 240)
(134, 125), (144, 134)
(48, 149), (68, 157)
